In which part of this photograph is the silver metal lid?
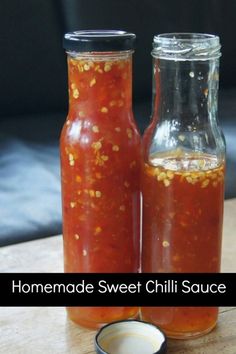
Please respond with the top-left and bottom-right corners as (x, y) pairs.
(95, 320), (167, 354)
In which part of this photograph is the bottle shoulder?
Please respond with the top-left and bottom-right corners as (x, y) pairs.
(60, 116), (141, 149)
(143, 118), (226, 164)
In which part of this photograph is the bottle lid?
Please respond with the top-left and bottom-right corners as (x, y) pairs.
(95, 320), (167, 354)
(63, 30), (136, 53)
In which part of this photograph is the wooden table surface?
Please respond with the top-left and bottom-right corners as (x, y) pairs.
(0, 199), (236, 354)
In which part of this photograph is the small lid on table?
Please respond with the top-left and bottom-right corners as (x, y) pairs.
(95, 320), (167, 354)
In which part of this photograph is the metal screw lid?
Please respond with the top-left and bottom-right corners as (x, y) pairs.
(63, 30), (136, 52)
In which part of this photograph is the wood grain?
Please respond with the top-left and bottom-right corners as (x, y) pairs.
(0, 199), (236, 353)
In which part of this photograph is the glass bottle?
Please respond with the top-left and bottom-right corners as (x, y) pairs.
(141, 33), (225, 339)
(61, 30), (141, 329)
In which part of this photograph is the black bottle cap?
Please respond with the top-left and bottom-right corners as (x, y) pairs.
(63, 30), (136, 52)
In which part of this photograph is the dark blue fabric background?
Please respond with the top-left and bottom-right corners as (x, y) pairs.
(0, 0), (235, 245)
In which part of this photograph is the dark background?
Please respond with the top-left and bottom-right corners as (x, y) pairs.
(0, 0), (235, 245)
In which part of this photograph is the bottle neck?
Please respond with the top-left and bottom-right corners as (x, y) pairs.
(67, 52), (133, 121)
(151, 57), (219, 128)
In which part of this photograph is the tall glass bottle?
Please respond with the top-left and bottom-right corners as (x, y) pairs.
(61, 30), (141, 329)
(141, 33), (225, 338)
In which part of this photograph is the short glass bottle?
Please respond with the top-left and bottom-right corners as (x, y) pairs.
(61, 30), (141, 329)
(141, 33), (225, 339)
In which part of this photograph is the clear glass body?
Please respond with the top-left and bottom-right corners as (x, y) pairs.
(60, 51), (141, 329)
(141, 34), (225, 339)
